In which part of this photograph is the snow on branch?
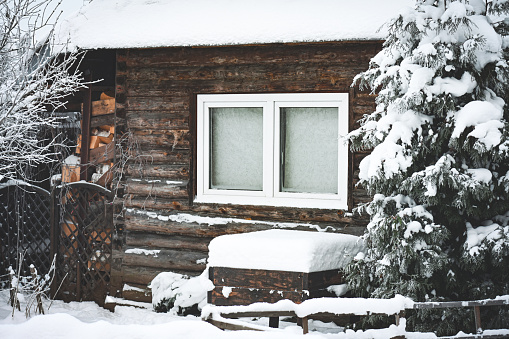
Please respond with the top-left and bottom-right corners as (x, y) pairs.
(0, 0), (85, 182)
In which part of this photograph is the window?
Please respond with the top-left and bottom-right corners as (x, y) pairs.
(196, 93), (349, 209)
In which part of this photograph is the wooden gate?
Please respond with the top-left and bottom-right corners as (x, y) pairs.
(52, 182), (113, 304)
(0, 182), (52, 288)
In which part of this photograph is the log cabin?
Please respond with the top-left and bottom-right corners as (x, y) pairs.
(55, 0), (411, 303)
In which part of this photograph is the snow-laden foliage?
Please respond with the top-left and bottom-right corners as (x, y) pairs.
(346, 0), (509, 334)
(150, 270), (214, 315)
(0, 0), (84, 182)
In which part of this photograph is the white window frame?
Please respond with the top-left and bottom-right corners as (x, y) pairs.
(196, 93), (349, 210)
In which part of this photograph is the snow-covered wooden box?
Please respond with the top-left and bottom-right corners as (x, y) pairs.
(207, 230), (365, 306)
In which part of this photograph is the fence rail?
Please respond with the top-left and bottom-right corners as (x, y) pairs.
(203, 296), (509, 337)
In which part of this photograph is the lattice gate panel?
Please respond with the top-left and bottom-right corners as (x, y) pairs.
(54, 182), (113, 304)
(0, 184), (51, 288)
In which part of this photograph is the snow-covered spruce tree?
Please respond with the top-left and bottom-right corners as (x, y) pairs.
(0, 0), (84, 182)
(346, 0), (509, 334)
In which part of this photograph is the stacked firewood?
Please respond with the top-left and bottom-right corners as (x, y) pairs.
(61, 92), (115, 188)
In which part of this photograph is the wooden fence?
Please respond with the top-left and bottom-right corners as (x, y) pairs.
(202, 296), (509, 338)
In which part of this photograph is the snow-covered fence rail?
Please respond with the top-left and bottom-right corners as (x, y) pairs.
(413, 297), (509, 335)
(202, 295), (412, 335)
(202, 295), (509, 337)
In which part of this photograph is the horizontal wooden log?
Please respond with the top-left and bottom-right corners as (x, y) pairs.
(126, 232), (211, 252)
(128, 148), (190, 165)
(125, 213), (273, 238)
(123, 199), (369, 229)
(413, 299), (509, 309)
(210, 267), (307, 291)
(122, 248), (207, 271)
(127, 111), (189, 130)
(121, 265), (201, 287)
(209, 287), (309, 306)
(127, 96), (190, 111)
(121, 42), (381, 68)
(122, 284), (152, 303)
(129, 129), (190, 149)
(210, 267), (344, 291)
(124, 196), (191, 210)
(126, 164), (189, 179)
(127, 65), (360, 89)
(126, 179), (188, 198)
(307, 270), (345, 290)
(124, 210), (367, 238)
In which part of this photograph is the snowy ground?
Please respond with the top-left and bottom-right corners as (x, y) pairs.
(0, 290), (344, 339)
(2, 290), (509, 339)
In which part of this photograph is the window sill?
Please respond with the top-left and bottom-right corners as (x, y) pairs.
(194, 195), (347, 210)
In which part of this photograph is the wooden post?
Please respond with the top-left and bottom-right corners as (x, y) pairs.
(474, 306), (482, 333)
(301, 317), (309, 334)
(395, 310), (405, 326)
(80, 72), (92, 181)
(49, 188), (57, 298)
(268, 316), (279, 329)
(76, 261), (81, 301)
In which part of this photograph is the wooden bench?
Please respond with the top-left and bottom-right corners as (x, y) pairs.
(207, 229), (365, 327)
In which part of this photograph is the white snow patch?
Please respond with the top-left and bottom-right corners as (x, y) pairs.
(150, 271), (214, 313)
(404, 221), (424, 239)
(207, 230), (365, 272)
(465, 222), (503, 255)
(467, 168), (492, 184)
(104, 296), (151, 309)
(327, 284), (349, 297)
(222, 287), (233, 298)
(431, 72), (477, 97)
(451, 100), (504, 146)
(123, 284), (147, 293)
(63, 155), (80, 165)
(125, 248), (161, 257)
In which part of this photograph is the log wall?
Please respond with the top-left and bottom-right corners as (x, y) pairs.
(113, 42), (379, 292)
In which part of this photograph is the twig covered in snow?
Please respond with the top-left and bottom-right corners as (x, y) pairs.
(0, 0), (85, 182)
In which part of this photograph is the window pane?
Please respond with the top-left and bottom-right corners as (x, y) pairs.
(280, 107), (338, 194)
(210, 107), (263, 190)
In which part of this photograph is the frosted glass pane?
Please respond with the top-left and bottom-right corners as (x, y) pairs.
(281, 107), (338, 194)
(210, 107), (263, 190)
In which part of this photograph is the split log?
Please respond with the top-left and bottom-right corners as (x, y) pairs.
(91, 98), (115, 116)
(90, 142), (114, 164)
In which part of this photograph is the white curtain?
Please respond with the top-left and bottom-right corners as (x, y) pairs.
(210, 107), (263, 190)
(280, 107), (338, 194)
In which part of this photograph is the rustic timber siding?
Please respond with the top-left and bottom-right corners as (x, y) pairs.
(113, 42), (379, 291)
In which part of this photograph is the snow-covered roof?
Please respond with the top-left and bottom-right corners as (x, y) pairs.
(56, 0), (412, 50)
